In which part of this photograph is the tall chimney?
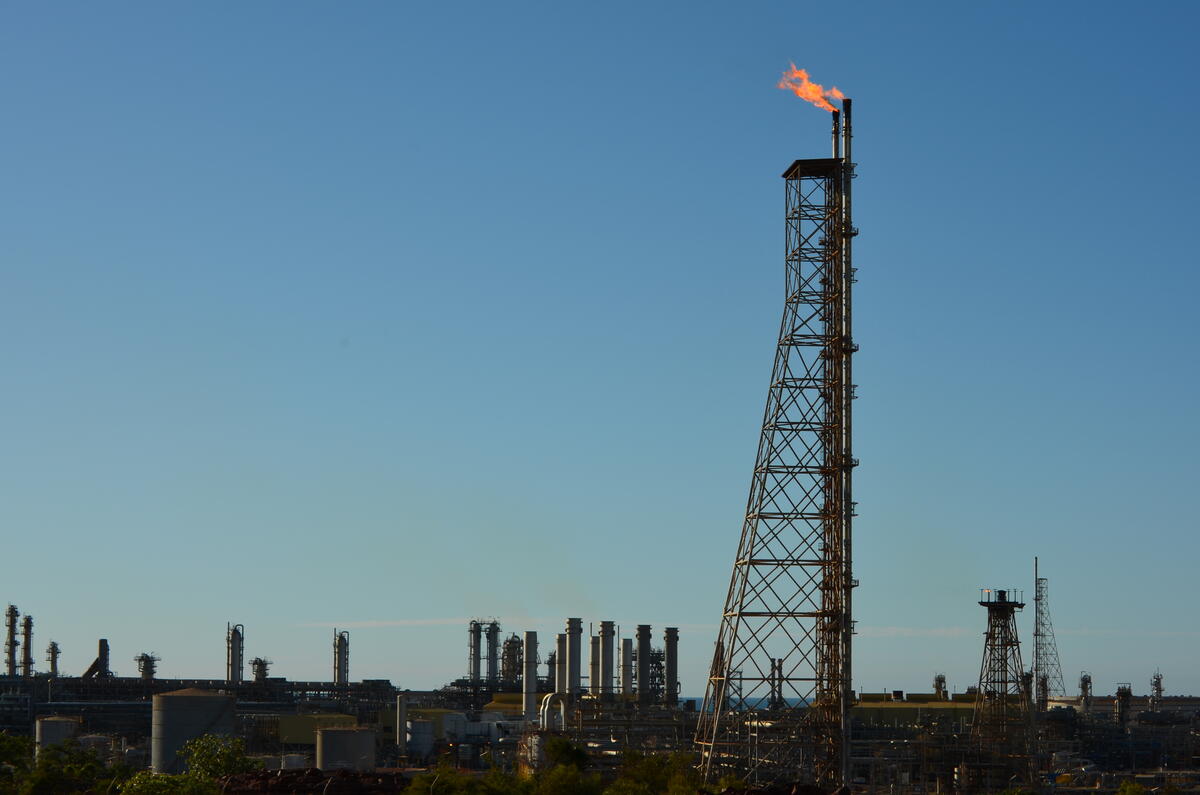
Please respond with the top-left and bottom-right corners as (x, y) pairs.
(522, 631), (538, 721)
(566, 618), (582, 698)
(599, 621), (615, 700)
(663, 627), (679, 706)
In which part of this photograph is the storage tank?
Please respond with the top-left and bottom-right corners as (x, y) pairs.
(151, 688), (235, 774)
(35, 717), (79, 753)
(315, 727), (375, 771)
(280, 753), (308, 769)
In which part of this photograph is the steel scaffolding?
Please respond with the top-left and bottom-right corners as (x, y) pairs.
(696, 100), (857, 787)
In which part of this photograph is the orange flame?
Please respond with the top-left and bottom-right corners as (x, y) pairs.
(777, 64), (845, 112)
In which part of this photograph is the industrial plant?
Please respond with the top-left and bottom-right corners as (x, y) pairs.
(4, 91), (1198, 794)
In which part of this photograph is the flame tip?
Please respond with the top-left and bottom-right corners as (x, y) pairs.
(777, 64), (845, 113)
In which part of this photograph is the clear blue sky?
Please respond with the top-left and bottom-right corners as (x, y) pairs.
(2, 2), (1198, 699)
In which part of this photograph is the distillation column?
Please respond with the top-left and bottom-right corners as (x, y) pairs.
(620, 638), (633, 696)
(664, 627), (679, 706)
(555, 634), (568, 695)
(20, 616), (33, 678)
(599, 621), (615, 701)
(566, 618), (582, 697)
(636, 625), (651, 706)
(468, 621), (482, 685)
(226, 623), (244, 684)
(4, 606), (17, 678)
(486, 621), (500, 687)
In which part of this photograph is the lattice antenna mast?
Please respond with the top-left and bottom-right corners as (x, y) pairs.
(696, 100), (857, 788)
(1032, 558), (1066, 706)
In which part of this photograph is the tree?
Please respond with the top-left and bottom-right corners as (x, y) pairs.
(119, 771), (215, 794)
(177, 735), (255, 779)
(603, 751), (703, 795)
(0, 733), (34, 789)
(541, 737), (588, 772)
(18, 739), (133, 794)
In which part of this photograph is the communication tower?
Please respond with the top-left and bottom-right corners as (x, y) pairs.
(696, 100), (857, 787)
(1032, 558), (1066, 709)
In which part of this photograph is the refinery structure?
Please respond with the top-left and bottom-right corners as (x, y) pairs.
(6, 90), (1200, 792)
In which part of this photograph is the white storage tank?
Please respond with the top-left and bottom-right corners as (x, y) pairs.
(35, 717), (79, 754)
(315, 727), (375, 771)
(151, 688), (235, 774)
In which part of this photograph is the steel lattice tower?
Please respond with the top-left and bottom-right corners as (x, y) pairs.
(1032, 558), (1066, 709)
(972, 588), (1031, 775)
(696, 101), (856, 788)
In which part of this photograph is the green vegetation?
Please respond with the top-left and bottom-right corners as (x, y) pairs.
(0, 730), (751, 794)
(0, 737), (133, 795)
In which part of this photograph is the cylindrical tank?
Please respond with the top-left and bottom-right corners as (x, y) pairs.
(151, 688), (236, 774)
(316, 727), (375, 771)
(565, 618), (582, 697)
(35, 717), (79, 752)
(408, 720), (434, 760)
(522, 631), (538, 721)
(281, 753), (308, 769)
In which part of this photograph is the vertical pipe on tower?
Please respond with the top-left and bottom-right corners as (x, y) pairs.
(522, 631), (538, 722)
(663, 627), (679, 706)
(839, 95), (854, 789)
(636, 625), (652, 705)
(599, 621), (615, 700)
(555, 634), (568, 695)
(566, 618), (582, 697)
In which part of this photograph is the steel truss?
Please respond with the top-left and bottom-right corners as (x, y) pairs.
(1033, 559), (1066, 710)
(696, 103), (856, 787)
